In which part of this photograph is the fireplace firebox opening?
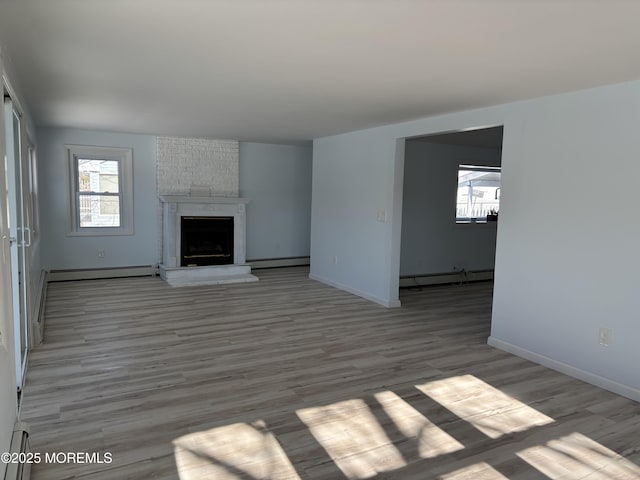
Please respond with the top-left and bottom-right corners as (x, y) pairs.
(180, 216), (234, 266)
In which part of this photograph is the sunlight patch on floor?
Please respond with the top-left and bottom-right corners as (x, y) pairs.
(170, 377), (638, 479)
(439, 462), (509, 479)
(374, 390), (464, 458)
(517, 432), (640, 479)
(173, 420), (301, 480)
(297, 398), (406, 479)
(416, 374), (554, 439)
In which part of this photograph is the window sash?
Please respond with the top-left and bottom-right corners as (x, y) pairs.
(66, 145), (133, 236)
(74, 157), (123, 228)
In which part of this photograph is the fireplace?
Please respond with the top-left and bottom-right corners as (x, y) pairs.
(181, 216), (234, 266)
(159, 195), (257, 286)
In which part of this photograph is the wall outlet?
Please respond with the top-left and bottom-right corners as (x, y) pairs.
(598, 327), (611, 347)
(377, 210), (387, 223)
(97, 249), (106, 258)
(332, 255), (338, 265)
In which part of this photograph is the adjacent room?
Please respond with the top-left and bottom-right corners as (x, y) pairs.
(400, 127), (503, 289)
(1, 1), (639, 479)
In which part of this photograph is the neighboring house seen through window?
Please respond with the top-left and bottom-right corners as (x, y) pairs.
(66, 145), (133, 235)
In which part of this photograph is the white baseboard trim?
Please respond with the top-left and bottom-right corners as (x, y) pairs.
(488, 336), (640, 403)
(49, 266), (157, 282)
(309, 273), (401, 308)
(248, 257), (310, 269)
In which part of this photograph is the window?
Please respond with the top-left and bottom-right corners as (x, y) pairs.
(67, 145), (133, 235)
(456, 164), (501, 223)
(28, 145), (40, 240)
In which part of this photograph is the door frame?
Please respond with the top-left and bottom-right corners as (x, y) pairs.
(4, 96), (29, 391)
(0, 57), (19, 479)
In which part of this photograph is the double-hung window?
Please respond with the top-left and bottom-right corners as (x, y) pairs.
(67, 145), (133, 235)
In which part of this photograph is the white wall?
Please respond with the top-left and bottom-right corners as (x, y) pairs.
(310, 80), (640, 400)
(311, 132), (400, 306)
(37, 128), (159, 270)
(239, 142), (312, 260)
(489, 82), (640, 399)
(401, 141), (501, 276)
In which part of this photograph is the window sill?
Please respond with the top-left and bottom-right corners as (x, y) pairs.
(67, 227), (133, 237)
(454, 221), (498, 228)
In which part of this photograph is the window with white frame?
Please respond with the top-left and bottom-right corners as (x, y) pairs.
(67, 145), (133, 235)
(456, 164), (501, 223)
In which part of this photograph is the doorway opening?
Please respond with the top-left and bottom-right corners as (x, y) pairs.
(398, 126), (503, 289)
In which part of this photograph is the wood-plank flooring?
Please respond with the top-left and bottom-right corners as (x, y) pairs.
(20, 267), (640, 479)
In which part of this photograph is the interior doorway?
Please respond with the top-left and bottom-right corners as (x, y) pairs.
(398, 126), (503, 289)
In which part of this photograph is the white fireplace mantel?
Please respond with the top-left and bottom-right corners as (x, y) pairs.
(158, 195), (258, 286)
(160, 195), (251, 206)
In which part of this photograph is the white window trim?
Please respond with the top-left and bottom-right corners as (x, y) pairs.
(66, 145), (134, 236)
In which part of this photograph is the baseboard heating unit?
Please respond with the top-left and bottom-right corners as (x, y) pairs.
(400, 269), (494, 288)
(48, 265), (157, 282)
(4, 422), (31, 480)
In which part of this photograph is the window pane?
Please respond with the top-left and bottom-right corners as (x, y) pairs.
(99, 174), (119, 193)
(77, 159), (119, 193)
(456, 166), (501, 223)
(99, 196), (119, 215)
(79, 194), (120, 227)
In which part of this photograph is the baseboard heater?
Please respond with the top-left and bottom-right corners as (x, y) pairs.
(48, 265), (157, 282)
(248, 257), (310, 270)
(400, 269), (494, 288)
(4, 422), (30, 480)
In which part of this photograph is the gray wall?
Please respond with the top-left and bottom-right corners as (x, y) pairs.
(311, 79), (640, 400)
(401, 141), (501, 276)
(37, 128), (159, 270)
(239, 142), (312, 260)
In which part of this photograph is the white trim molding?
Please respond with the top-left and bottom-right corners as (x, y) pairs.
(488, 336), (640, 403)
(65, 144), (134, 236)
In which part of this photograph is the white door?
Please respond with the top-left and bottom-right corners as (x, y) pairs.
(0, 66), (19, 478)
(4, 98), (28, 390)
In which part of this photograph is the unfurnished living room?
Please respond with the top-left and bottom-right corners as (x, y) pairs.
(1, 1), (640, 479)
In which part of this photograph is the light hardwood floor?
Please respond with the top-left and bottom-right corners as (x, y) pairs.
(20, 267), (640, 479)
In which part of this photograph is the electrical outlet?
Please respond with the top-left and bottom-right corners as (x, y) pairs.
(377, 210), (387, 223)
(332, 256), (338, 265)
(97, 249), (106, 258)
(598, 327), (611, 347)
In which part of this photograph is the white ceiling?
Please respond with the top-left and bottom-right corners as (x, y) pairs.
(1, 0), (640, 144)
